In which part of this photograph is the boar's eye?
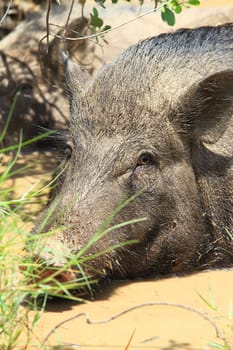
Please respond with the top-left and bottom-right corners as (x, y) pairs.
(136, 151), (158, 167)
(65, 141), (74, 160)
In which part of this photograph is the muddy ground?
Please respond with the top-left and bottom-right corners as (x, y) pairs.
(2, 0), (233, 349)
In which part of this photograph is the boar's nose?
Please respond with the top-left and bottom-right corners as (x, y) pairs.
(34, 238), (73, 265)
(33, 238), (76, 284)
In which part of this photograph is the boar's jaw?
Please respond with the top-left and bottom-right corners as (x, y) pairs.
(38, 268), (76, 284)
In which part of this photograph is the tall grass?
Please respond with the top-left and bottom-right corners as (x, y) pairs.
(0, 108), (145, 348)
(0, 100), (85, 347)
(0, 150), (144, 347)
(0, 109), (57, 347)
(0, 144), (44, 348)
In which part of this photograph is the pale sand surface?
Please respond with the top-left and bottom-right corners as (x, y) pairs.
(24, 270), (233, 349)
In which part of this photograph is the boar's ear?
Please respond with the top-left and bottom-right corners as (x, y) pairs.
(177, 70), (233, 143)
(62, 50), (92, 97)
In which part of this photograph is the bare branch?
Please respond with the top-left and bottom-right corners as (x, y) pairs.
(47, 0), (173, 43)
(0, 0), (13, 26)
(42, 301), (229, 348)
(45, 0), (52, 52)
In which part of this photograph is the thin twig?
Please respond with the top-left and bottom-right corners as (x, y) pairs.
(124, 328), (136, 350)
(41, 301), (229, 348)
(62, 0), (75, 52)
(47, 0), (173, 43)
(0, 0), (13, 25)
(64, 0), (75, 34)
(45, 0), (52, 52)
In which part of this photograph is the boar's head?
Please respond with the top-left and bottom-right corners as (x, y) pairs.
(32, 25), (233, 293)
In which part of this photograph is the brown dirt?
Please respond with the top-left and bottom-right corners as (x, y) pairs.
(2, 1), (233, 349)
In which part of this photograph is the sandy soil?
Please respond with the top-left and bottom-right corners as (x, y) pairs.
(27, 270), (233, 350)
(3, 1), (233, 349)
(202, 0), (233, 5)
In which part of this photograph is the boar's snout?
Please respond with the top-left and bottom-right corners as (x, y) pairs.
(33, 237), (77, 286)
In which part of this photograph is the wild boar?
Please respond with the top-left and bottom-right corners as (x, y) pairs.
(33, 23), (233, 290)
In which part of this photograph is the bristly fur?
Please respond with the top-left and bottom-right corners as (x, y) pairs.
(33, 23), (233, 294)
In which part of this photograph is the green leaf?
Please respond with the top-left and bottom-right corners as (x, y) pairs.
(171, 3), (182, 14)
(92, 7), (98, 17)
(78, 0), (86, 6)
(161, 6), (175, 26)
(195, 289), (218, 311)
(207, 341), (224, 349)
(188, 0), (200, 5)
(91, 16), (103, 28)
(112, 0), (118, 3)
(102, 25), (111, 32)
(90, 8), (104, 29)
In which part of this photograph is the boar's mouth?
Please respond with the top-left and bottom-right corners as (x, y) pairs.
(28, 236), (115, 296)
(28, 258), (96, 297)
(38, 267), (76, 284)
(30, 260), (114, 298)
(31, 244), (142, 297)
(29, 216), (155, 296)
